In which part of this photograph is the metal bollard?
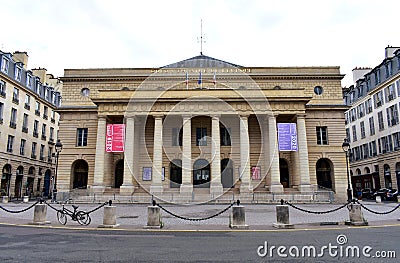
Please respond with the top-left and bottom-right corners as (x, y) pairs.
(346, 203), (368, 226)
(145, 204), (162, 229)
(99, 202), (119, 228)
(2, 196), (8, 203)
(31, 203), (49, 225)
(273, 203), (294, 229)
(229, 201), (249, 229)
(375, 196), (382, 203)
(23, 196), (29, 203)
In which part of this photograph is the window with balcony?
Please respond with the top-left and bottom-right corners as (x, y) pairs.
(41, 124), (47, 140)
(357, 104), (365, 118)
(22, 113), (28, 133)
(385, 84), (396, 102)
(33, 120), (39, 137)
(20, 139), (26, 156)
(12, 87), (19, 104)
(393, 132), (400, 150)
(39, 144), (45, 161)
(374, 91), (383, 108)
(360, 121), (366, 139)
(35, 101), (40, 116)
(43, 106), (48, 120)
(49, 127), (54, 143)
(369, 116), (375, 136)
(385, 61), (393, 77)
(387, 104), (399, 127)
(10, 108), (17, 129)
(24, 94), (31, 110)
(378, 111), (385, 130)
(31, 142), (37, 159)
(352, 125), (357, 142)
(365, 98), (373, 114)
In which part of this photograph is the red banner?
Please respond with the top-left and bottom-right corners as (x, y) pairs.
(106, 124), (125, 152)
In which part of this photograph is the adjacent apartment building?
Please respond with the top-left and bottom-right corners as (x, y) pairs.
(344, 46), (400, 192)
(0, 50), (62, 199)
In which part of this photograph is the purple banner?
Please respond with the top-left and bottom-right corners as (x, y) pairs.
(277, 123), (298, 151)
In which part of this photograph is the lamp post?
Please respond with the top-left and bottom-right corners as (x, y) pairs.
(52, 139), (63, 202)
(342, 138), (353, 202)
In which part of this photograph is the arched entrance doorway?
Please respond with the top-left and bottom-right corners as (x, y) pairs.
(193, 159), (210, 188)
(114, 160), (124, 188)
(15, 166), (24, 198)
(27, 167), (35, 197)
(170, 159), (182, 188)
(384, 164), (392, 189)
(1, 164), (12, 196)
(72, 160), (88, 189)
(279, 158), (290, 188)
(221, 158), (234, 188)
(316, 159), (333, 189)
(44, 169), (52, 198)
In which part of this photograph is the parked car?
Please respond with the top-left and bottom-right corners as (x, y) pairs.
(386, 189), (398, 201)
(372, 188), (390, 201)
(361, 188), (374, 199)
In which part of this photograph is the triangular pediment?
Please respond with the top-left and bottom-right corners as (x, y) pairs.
(162, 54), (242, 68)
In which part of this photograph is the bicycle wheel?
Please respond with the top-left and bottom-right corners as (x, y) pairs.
(76, 211), (91, 226)
(57, 211), (67, 225)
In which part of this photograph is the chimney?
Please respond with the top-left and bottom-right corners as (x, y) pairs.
(352, 67), (371, 83)
(12, 51), (29, 69)
(385, 46), (400, 58)
(32, 68), (47, 83)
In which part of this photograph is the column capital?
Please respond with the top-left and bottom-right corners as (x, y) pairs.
(182, 114), (192, 120)
(296, 113), (307, 119)
(124, 114), (137, 120)
(239, 114), (250, 120)
(153, 114), (164, 119)
(211, 114), (221, 120)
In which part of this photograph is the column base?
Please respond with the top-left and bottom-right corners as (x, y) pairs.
(269, 184), (284, 193)
(119, 184), (135, 196)
(210, 183), (223, 197)
(298, 184), (313, 193)
(150, 185), (163, 195)
(91, 185), (106, 194)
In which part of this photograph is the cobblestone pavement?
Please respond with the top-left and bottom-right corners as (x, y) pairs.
(1, 199), (399, 230)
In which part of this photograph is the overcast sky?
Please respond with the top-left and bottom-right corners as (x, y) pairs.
(1, 0), (400, 87)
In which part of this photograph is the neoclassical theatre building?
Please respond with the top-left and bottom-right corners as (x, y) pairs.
(58, 55), (348, 202)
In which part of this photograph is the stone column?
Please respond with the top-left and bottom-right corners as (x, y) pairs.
(211, 115), (223, 195)
(93, 116), (106, 193)
(150, 115), (163, 194)
(180, 115), (193, 194)
(297, 114), (312, 192)
(120, 116), (135, 195)
(268, 115), (283, 193)
(239, 115), (252, 193)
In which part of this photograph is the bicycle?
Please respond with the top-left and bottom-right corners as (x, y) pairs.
(57, 204), (91, 226)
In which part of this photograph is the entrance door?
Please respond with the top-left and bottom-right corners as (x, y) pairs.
(14, 175), (23, 198)
(279, 159), (290, 188)
(221, 158), (234, 188)
(316, 159), (332, 189)
(114, 160), (124, 188)
(170, 160), (182, 188)
(44, 172), (51, 197)
(193, 159), (210, 188)
(73, 160), (88, 189)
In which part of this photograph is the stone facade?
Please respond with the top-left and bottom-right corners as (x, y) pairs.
(58, 55), (347, 202)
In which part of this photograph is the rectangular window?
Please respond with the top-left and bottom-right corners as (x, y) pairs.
(386, 104), (399, 126)
(49, 127), (54, 141)
(369, 116), (375, 136)
(172, 128), (182, 146)
(77, 128), (88, 147)
(362, 144), (369, 159)
(345, 128), (350, 142)
(10, 108), (17, 128)
(220, 127), (231, 146)
(20, 139), (26, 155)
(41, 123), (47, 140)
(360, 121), (366, 139)
(25, 94), (31, 109)
(33, 120), (39, 137)
(13, 87), (19, 103)
(0, 102), (3, 123)
(378, 111), (384, 130)
(31, 142), (37, 159)
(393, 132), (400, 150)
(48, 147), (53, 163)
(374, 91), (383, 108)
(7, 135), (14, 153)
(39, 144), (45, 160)
(15, 66), (22, 81)
(397, 80), (400, 97)
(316, 126), (328, 145)
(365, 98), (373, 114)
(366, 76), (371, 91)
(1, 57), (9, 73)
(196, 127), (207, 146)
(0, 80), (6, 97)
(352, 125), (357, 142)
(22, 113), (28, 133)
(385, 84), (396, 102)
(35, 101), (40, 115)
(26, 74), (32, 88)
(374, 69), (381, 85)
(385, 61), (393, 77)
(357, 104), (365, 118)
(350, 108), (357, 121)
(43, 106), (48, 119)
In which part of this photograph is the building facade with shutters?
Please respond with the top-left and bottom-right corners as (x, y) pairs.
(344, 47), (400, 193)
(58, 55), (348, 202)
(0, 50), (62, 199)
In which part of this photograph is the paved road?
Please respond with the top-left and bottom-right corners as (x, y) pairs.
(0, 224), (399, 262)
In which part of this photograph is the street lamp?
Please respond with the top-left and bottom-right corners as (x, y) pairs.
(342, 138), (353, 202)
(52, 139), (63, 202)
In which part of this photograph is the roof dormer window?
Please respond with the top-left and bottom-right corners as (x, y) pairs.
(1, 57), (9, 74)
(15, 65), (22, 82)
